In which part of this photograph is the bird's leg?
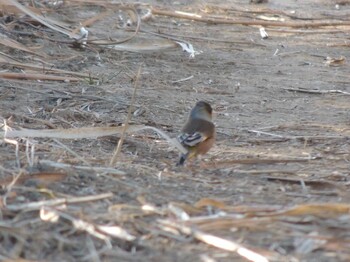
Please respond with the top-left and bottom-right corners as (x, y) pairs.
(176, 153), (188, 166)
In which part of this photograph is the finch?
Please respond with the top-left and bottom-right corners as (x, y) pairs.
(177, 101), (216, 166)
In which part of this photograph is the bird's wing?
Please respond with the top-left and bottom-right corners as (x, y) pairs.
(177, 132), (206, 147)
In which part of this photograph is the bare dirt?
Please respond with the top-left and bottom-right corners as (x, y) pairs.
(0, 0), (350, 261)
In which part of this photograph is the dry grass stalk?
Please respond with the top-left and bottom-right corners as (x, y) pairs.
(1, 125), (145, 139)
(0, 72), (81, 82)
(282, 87), (350, 96)
(158, 219), (269, 262)
(6, 0), (80, 38)
(6, 192), (113, 211)
(53, 138), (92, 167)
(247, 129), (348, 140)
(207, 157), (319, 169)
(0, 35), (46, 57)
(2, 170), (24, 206)
(41, 207), (136, 242)
(3, 120), (20, 168)
(151, 7), (350, 28)
(0, 60), (95, 78)
(2, 125), (187, 152)
(109, 65), (142, 166)
(39, 160), (126, 175)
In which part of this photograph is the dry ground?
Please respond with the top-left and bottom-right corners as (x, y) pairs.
(0, 0), (350, 261)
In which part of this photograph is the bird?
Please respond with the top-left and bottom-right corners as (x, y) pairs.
(177, 101), (216, 166)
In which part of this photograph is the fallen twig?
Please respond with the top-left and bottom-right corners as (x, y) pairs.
(282, 87), (350, 96)
(2, 125), (187, 154)
(247, 130), (284, 138)
(247, 129), (348, 140)
(0, 60), (95, 78)
(6, 192), (113, 211)
(0, 72), (81, 82)
(41, 206), (136, 243)
(38, 160), (126, 175)
(6, 0), (80, 38)
(208, 157), (320, 169)
(151, 7), (350, 28)
(158, 219), (270, 262)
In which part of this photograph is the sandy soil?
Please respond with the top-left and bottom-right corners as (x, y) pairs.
(0, 0), (350, 261)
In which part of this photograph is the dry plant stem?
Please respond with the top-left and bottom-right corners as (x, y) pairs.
(0, 34), (45, 57)
(109, 65), (142, 166)
(2, 126), (144, 139)
(3, 120), (20, 168)
(43, 207), (136, 242)
(208, 157), (318, 169)
(204, 4), (302, 19)
(247, 130), (284, 138)
(282, 87), (350, 96)
(268, 28), (345, 34)
(53, 138), (92, 167)
(142, 29), (265, 46)
(264, 176), (344, 190)
(0, 50), (23, 62)
(171, 75), (194, 84)
(25, 139), (35, 168)
(84, 236), (101, 262)
(232, 169), (297, 175)
(205, 4), (350, 22)
(7, 0), (80, 38)
(0, 72), (81, 82)
(151, 7), (350, 28)
(39, 160), (126, 175)
(139, 29), (192, 46)
(247, 129), (347, 140)
(159, 220), (269, 262)
(1, 60), (95, 78)
(5, 192), (113, 211)
(2, 125), (187, 154)
(3, 170), (24, 206)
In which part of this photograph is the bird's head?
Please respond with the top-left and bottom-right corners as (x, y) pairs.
(190, 101), (213, 121)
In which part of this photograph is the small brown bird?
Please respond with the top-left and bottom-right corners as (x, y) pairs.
(177, 101), (216, 166)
